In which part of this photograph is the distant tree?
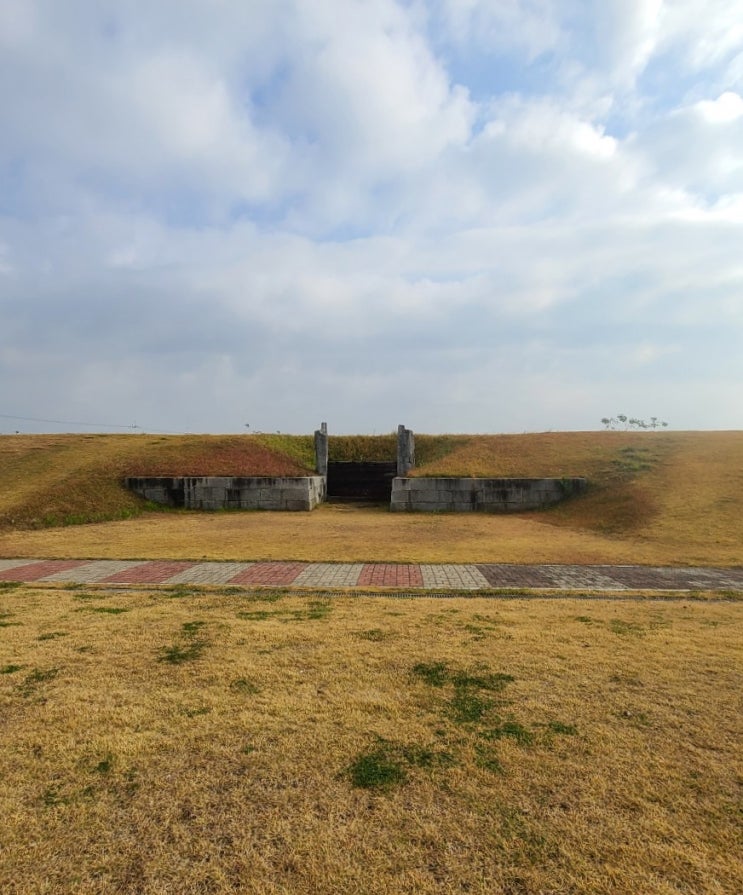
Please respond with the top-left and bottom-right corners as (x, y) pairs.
(600, 415), (668, 431)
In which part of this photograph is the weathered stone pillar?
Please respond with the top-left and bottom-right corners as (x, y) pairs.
(314, 422), (328, 477)
(397, 424), (415, 476)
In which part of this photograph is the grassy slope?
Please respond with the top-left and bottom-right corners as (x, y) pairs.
(0, 431), (741, 565)
(0, 434), (313, 529)
(1, 586), (741, 895)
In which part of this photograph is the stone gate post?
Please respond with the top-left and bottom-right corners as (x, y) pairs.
(314, 422), (328, 477)
(397, 424), (415, 476)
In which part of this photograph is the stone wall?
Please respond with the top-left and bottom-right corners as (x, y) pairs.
(126, 476), (326, 511)
(390, 476), (587, 513)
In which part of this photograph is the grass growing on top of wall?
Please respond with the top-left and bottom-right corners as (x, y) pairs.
(328, 433), (398, 461)
(326, 433), (468, 465)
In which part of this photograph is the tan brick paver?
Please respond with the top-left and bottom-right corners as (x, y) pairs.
(420, 564), (490, 589)
(293, 564), (364, 587)
(166, 562), (254, 585)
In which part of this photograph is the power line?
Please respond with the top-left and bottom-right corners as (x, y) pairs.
(0, 412), (150, 430)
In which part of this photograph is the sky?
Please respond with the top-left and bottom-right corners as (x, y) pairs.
(1, 0), (742, 435)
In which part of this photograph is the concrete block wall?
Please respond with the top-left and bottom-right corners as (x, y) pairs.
(126, 476), (326, 511)
(390, 477), (587, 513)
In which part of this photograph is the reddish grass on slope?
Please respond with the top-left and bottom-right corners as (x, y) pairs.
(0, 434), (312, 529)
(125, 435), (313, 476)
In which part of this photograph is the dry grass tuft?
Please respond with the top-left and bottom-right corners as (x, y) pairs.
(1, 585), (741, 894)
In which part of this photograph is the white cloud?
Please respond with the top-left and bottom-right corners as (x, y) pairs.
(659, 0), (743, 70)
(696, 90), (743, 123)
(590, 0), (664, 88)
(434, 0), (563, 60)
(630, 91), (743, 198)
(1, 1), (743, 433)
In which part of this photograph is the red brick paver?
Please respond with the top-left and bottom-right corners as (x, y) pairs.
(228, 562), (306, 585)
(358, 564), (424, 587)
(102, 561), (197, 584)
(0, 559), (88, 581)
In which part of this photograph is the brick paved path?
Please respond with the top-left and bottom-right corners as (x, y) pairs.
(1, 558), (742, 591)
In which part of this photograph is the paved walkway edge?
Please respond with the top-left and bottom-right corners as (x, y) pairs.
(1, 559), (742, 592)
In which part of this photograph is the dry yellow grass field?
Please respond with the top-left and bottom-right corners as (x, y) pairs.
(1, 584), (741, 894)
(0, 431), (741, 565)
(0, 502), (723, 565)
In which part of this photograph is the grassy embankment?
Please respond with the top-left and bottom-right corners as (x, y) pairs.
(1, 584), (741, 894)
(0, 431), (742, 565)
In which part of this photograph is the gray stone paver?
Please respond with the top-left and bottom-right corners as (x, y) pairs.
(476, 564), (557, 588)
(669, 567), (743, 589)
(592, 565), (743, 590)
(541, 565), (629, 590)
(40, 560), (141, 582)
(293, 564), (364, 587)
(420, 565), (490, 590)
(166, 562), (254, 585)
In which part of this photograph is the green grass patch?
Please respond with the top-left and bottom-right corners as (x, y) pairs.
(236, 609), (275, 621)
(183, 706), (211, 717)
(547, 721), (578, 736)
(450, 670), (515, 691)
(19, 667), (60, 696)
(158, 623), (209, 665)
(354, 628), (388, 641)
(348, 747), (407, 790)
(158, 642), (207, 665)
(1, 663), (23, 674)
(76, 606), (130, 615)
(230, 677), (260, 695)
(481, 721), (534, 746)
(163, 585), (205, 599)
(41, 785), (72, 808)
(411, 661), (450, 687)
(474, 744), (505, 774)
(93, 754), (115, 774)
(448, 690), (492, 724)
(348, 738), (454, 791)
(237, 601), (331, 623)
(609, 619), (644, 636)
(238, 589), (285, 603)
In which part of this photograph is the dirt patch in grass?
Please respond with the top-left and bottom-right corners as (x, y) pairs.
(0, 585), (741, 894)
